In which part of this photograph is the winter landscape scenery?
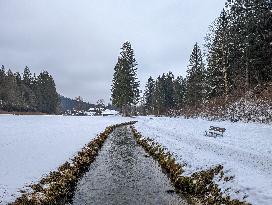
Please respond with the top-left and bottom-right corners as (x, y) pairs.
(1, 0), (272, 205)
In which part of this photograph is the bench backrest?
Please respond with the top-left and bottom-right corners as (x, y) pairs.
(210, 126), (226, 132)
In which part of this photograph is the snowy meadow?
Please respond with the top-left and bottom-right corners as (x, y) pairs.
(0, 115), (272, 205)
(135, 116), (272, 205)
(0, 115), (130, 204)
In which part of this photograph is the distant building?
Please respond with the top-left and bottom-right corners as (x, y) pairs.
(86, 107), (98, 116)
(102, 109), (119, 116)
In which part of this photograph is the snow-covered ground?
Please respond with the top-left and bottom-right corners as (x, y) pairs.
(1, 115), (271, 205)
(135, 116), (272, 205)
(0, 115), (130, 204)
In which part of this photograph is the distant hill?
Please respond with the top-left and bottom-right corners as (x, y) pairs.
(59, 95), (96, 113)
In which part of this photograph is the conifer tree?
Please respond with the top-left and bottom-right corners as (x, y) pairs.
(144, 76), (155, 115)
(35, 71), (59, 114)
(205, 9), (230, 98)
(21, 66), (36, 111)
(23, 66), (32, 87)
(111, 41), (140, 116)
(226, 0), (272, 90)
(13, 72), (25, 110)
(185, 43), (206, 107)
(153, 75), (166, 115)
(0, 65), (6, 109)
(164, 72), (175, 110)
(173, 76), (186, 109)
(4, 70), (21, 111)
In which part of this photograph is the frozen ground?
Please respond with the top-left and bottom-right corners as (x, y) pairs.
(135, 116), (272, 205)
(0, 115), (130, 204)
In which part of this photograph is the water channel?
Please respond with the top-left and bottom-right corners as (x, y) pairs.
(71, 126), (188, 205)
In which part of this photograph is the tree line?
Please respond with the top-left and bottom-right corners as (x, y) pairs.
(205, 0), (272, 98)
(142, 0), (272, 116)
(111, 0), (272, 117)
(0, 66), (59, 114)
(142, 43), (206, 115)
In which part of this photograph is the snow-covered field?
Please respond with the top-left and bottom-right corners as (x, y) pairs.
(1, 115), (271, 205)
(0, 115), (130, 204)
(135, 116), (272, 205)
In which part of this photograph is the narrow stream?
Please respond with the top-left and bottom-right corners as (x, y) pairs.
(71, 126), (188, 205)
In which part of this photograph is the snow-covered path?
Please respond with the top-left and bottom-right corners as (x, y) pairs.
(0, 115), (130, 204)
(135, 116), (272, 205)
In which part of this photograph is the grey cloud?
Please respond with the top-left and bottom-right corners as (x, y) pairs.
(0, 0), (225, 103)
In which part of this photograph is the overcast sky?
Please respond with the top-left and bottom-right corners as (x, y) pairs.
(0, 0), (225, 103)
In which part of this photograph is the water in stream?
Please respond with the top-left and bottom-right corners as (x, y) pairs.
(71, 126), (188, 205)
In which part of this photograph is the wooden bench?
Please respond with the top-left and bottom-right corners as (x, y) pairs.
(205, 126), (226, 137)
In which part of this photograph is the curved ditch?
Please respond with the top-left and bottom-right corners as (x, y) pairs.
(70, 126), (188, 205)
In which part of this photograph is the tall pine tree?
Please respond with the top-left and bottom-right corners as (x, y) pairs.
(173, 76), (186, 109)
(185, 43), (206, 107)
(153, 75), (166, 115)
(21, 66), (37, 111)
(205, 9), (230, 98)
(0, 65), (6, 109)
(111, 42), (140, 116)
(144, 76), (155, 115)
(164, 72), (175, 110)
(35, 71), (59, 114)
(4, 70), (21, 111)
